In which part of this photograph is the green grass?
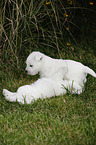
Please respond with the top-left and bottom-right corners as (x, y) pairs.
(1, 46), (96, 144)
(0, 97), (96, 145)
(0, 0), (96, 144)
(0, 94), (96, 145)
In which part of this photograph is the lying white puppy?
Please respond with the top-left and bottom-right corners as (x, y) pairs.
(3, 78), (65, 104)
(3, 76), (82, 104)
(3, 51), (96, 104)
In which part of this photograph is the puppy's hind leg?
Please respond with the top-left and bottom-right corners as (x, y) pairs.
(3, 89), (18, 102)
(3, 89), (15, 97)
(3, 89), (26, 104)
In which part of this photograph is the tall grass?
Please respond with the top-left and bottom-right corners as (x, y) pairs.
(1, 0), (95, 68)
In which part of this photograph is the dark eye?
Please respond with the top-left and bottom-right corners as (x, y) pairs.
(30, 65), (33, 67)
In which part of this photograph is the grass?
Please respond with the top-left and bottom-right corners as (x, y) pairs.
(1, 0), (96, 67)
(0, 97), (96, 145)
(1, 44), (96, 144)
(0, 87), (96, 145)
(0, 0), (96, 144)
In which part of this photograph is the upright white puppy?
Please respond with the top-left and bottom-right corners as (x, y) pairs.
(25, 51), (96, 86)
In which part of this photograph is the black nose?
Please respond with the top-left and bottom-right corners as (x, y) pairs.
(25, 70), (28, 73)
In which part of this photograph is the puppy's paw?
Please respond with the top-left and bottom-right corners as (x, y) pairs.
(3, 89), (8, 96)
(3, 89), (15, 102)
(3, 89), (13, 97)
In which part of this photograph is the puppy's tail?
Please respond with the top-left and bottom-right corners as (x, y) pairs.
(84, 66), (96, 78)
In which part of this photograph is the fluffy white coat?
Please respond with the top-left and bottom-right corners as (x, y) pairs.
(25, 52), (96, 83)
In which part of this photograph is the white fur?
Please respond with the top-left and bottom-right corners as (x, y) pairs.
(3, 51), (96, 104)
(3, 78), (82, 104)
(25, 51), (96, 86)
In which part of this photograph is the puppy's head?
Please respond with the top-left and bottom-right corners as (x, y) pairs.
(25, 51), (44, 75)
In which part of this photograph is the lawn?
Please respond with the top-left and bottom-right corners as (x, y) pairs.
(0, 0), (96, 144)
(0, 45), (96, 145)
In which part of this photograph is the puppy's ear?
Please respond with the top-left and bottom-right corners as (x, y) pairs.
(35, 55), (43, 61)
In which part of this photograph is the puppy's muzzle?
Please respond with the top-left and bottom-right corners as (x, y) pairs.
(25, 70), (28, 73)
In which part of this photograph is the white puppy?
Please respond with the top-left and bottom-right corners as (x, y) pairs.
(3, 76), (82, 104)
(25, 51), (96, 87)
(3, 78), (65, 104)
(3, 51), (96, 104)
